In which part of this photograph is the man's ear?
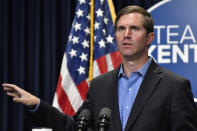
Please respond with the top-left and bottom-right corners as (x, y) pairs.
(146, 32), (155, 47)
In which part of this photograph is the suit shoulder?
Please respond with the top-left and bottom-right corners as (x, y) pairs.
(90, 68), (118, 83)
(159, 66), (189, 82)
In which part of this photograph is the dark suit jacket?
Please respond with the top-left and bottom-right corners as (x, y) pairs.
(29, 60), (197, 131)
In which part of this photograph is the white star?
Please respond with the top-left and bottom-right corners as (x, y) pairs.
(77, 66), (85, 75)
(96, 8), (103, 17)
(96, 9), (103, 17)
(76, 9), (84, 18)
(79, 52), (88, 62)
(104, 17), (109, 24)
(74, 22), (81, 31)
(79, 0), (85, 4)
(84, 27), (90, 35)
(86, 14), (91, 21)
(69, 49), (77, 58)
(81, 39), (89, 48)
(72, 36), (79, 44)
(94, 21), (100, 30)
(98, 39), (106, 48)
(106, 35), (114, 44)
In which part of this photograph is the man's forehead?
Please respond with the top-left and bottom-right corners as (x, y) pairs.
(117, 13), (144, 26)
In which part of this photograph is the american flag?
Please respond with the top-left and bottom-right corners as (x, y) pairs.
(52, 0), (121, 116)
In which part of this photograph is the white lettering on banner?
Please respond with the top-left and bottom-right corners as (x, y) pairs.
(167, 25), (179, 44)
(154, 25), (196, 44)
(149, 44), (197, 63)
(190, 44), (197, 63)
(180, 25), (196, 44)
(158, 45), (171, 63)
(150, 24), (197, 63)
(154, 25), (165, 44)
(172, 45), (188, 63)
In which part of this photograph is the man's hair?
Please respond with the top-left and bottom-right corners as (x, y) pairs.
(115, 5), (154, 34)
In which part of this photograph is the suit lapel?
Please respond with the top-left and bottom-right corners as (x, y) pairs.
(107, 67), (122, 131)
(124, 60), (162, 131)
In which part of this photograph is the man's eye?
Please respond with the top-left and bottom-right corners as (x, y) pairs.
(117, 27), (125, 32)
(131, 27), (140, 31)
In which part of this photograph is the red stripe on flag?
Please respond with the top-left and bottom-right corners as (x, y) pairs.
(96, 55), (108, 74)
(56, 75), (75, 116)
(110, 51), (122, 68)
(76, 81), (89, 100)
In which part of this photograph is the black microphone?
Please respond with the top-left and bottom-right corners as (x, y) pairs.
(97, 107), (112, 131)
(76, 109), (91, 131)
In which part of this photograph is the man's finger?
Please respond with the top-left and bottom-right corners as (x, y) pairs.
(2, 83), (20, 91)
(7, 92), (20, 98)
(3, 87), (16, 92)
(2, 83), (16, 87)
(2, 83), (24, 94)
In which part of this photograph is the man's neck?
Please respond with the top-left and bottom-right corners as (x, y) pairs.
(122, 56), (149, 77)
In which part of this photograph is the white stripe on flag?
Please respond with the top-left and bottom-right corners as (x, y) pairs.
(60, 54), (84, 112)
(106, 54), (114, 72)
(52, 93), (62, 112)
(93, 60), (101, 78)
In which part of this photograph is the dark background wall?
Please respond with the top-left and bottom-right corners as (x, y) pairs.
(0, 0), (177, 131)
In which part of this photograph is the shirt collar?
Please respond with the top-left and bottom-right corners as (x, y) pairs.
(118, 57), (152, 78)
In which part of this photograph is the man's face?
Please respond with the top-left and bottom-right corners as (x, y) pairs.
(115, 12), (153, 60)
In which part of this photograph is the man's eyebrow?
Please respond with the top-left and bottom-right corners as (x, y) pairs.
(117, 25), (125, 28)
(117, 25), (141, 28)
(130, 25), (141, 27)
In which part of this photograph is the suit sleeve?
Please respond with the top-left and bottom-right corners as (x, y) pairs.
(27, 100), (75, 131)
(169, 79), (197, 131)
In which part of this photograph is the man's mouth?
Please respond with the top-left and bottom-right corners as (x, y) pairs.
(123, 42), (132, 45)
(122, 42), (134, 47)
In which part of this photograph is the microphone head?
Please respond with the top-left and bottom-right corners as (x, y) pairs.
(97, 107), (112, 130)
(79, 109), (91, 120)
(99, 107), (111, 119)
(76, 109), (91, 131)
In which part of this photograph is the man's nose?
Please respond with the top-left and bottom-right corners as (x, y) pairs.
(124, 29), (131, 37)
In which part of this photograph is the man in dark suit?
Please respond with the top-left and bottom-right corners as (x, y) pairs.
(2, 5), (197, 131)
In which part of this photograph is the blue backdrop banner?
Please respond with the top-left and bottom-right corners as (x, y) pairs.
(148, 0), (197, 102)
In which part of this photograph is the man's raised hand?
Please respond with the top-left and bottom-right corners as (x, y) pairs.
(2, 83), (39, 107)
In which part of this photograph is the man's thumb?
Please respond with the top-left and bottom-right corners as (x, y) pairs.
(13, 97), (23, 103)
